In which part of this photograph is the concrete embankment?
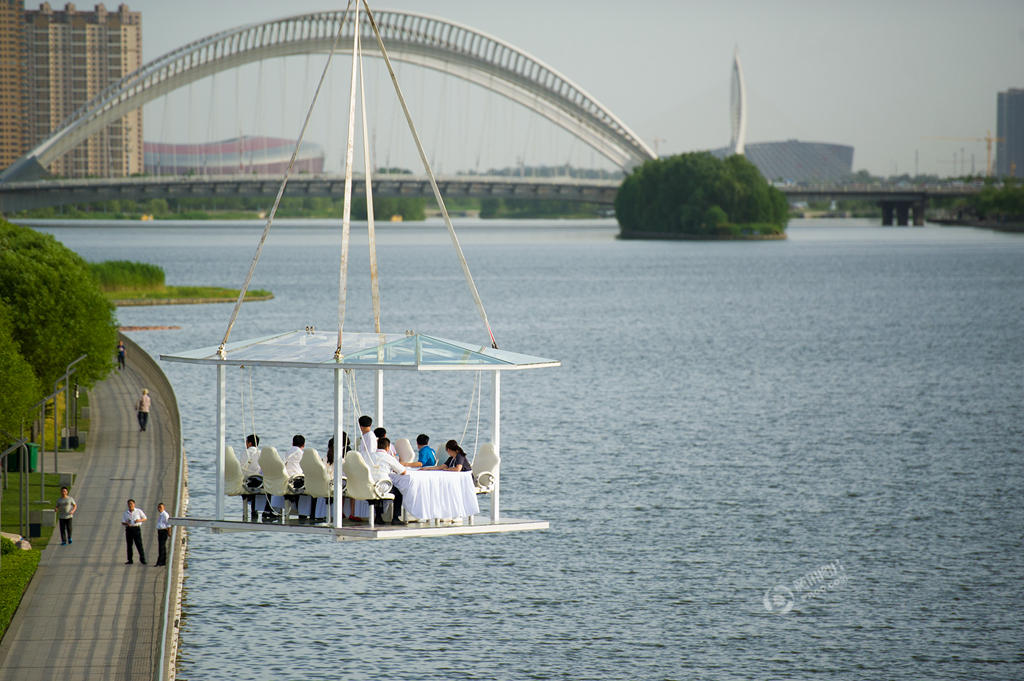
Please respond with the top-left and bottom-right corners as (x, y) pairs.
(0, 332), (187, 681)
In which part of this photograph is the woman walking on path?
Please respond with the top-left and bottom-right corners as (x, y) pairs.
(116, 340), (126, 370)
(136, 388), (151, 432)
(54, 487), (76, 545)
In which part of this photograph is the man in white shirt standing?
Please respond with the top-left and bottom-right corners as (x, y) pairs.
(356, 415), (375, 457)
(155, 502), (170, 567)
(121, 499), (147, 565)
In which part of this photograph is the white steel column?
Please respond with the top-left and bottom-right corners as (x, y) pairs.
(491, 371), (500, 522)
(333, 368), (344, 528)
(375, 369), (384, 426)
(215, 364), (226, 521)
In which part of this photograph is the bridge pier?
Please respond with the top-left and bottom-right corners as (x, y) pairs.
(880, 200), (924, 227)
(912, 200), (926, 226)
(881, 202), (894, 226)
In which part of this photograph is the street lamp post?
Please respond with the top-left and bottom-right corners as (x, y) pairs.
(54, 355), (87, 473)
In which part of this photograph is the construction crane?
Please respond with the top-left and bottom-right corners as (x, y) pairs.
(920, 131), (1004, 176)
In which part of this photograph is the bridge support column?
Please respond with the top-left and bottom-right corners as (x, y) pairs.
(895, 203), (910, 226)
(912, 200), (926, 226)
(881, 202), (894, 226)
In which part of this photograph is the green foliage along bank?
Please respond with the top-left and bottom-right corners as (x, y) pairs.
(615, 152), (789, 239)
(0, 219), (117, 434)
(88, 259), (272, 303)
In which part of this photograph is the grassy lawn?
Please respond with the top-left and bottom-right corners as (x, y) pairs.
(0, 471), (68, 641)
(108, 285), (272, 303)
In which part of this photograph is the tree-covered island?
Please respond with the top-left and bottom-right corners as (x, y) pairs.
(615, 152), (789, 239)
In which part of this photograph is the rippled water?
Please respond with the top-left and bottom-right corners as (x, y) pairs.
(34, 219), (1024, 680)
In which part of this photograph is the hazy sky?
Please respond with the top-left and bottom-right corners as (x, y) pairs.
(38, 0), (1024, 176)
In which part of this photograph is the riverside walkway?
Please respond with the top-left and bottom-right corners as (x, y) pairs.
(0, 334), (185, 681)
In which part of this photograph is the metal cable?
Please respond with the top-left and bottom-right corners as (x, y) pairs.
(217, 1), (352, 358)
(362, 0), (499, 348)
(335, 0), (361, 358)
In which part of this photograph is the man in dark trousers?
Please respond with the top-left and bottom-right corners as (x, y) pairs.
(121, 499), (147, 564)
(155, 502), (170, 567)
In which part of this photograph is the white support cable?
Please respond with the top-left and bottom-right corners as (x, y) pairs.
(362, 0), (500, 349)
(358, 40), (383, 338)
(217, 1), (352, 358)
(335, 0), (361, 359)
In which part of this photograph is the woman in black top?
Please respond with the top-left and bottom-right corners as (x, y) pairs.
(439, 440), (472, 473)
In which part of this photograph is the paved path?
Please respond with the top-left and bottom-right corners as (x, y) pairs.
(0, 337), (183, 681)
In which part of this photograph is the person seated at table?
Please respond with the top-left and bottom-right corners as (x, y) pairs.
(284, 434), (307, 521)
(241, 433), (262, 521)
(437, 439), (472, 474)
(373, 426), (398, 458)
(368, 437), (408, 525)
(415, 433), (437, 468)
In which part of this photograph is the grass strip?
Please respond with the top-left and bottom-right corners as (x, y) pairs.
(0, 546), (41, 641)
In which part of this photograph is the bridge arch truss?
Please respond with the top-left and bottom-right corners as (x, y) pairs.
(3, 9), (655, 181)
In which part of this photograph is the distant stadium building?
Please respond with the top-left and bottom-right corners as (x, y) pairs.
(143, 135), (324, 175)
(711, 140), (854, 183)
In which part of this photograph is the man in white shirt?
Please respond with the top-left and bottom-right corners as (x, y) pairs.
(121, 499), (147, 565)
(155, 502), (170, 567)
(356, 415), (376, 457)
(241, 433), (262, 520)
(284, 434), (305, 477)
(368, 437), (408, 525)
(283, 434), (307, 521)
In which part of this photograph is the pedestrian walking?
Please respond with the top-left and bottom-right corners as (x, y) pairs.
(155, 502), (170, 567)
(121, 499), (147, 564)
(117, 340), (126, 370)
(136, 388), (151, 432)
(54, 486), (77, 545)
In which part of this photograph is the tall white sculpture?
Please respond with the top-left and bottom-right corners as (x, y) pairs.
(729, 47), (747, 156)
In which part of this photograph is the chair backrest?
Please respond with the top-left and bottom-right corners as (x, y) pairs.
(258, 446), (288, 495)
(301, 447), (331, 498)
(342, 450), (380, 500)
(395, 438), (416, 464)
(473, 442), (500, 477)
(223, 445), (244, 495)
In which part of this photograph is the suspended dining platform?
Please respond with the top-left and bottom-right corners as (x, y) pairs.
(160, 329), (559, 540)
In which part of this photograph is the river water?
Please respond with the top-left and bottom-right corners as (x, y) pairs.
(32, 218), (1024, 680)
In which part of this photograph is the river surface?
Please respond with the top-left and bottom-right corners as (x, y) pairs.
(31, 218), (1024, 680)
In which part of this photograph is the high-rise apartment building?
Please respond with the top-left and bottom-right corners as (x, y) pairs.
(23, 2), (142, 177)
(0, 0), (26, 169)
(996, 88), (1024, 179)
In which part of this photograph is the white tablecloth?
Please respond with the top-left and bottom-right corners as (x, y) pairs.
(390, 470), (479, 521)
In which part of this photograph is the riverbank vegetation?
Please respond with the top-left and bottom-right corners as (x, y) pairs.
(0, 219), (117, 435)
(10, 194), (611, 220)
(89, 260), (272, 304)
(615, 152), (788, 239)
(11, 195), (428, 221)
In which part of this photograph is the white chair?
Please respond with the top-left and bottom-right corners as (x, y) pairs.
(301, 447), (332, 522)
(258, 446), (289, 520)
(343, 449), (393, 529)
(472, 442), (500, 495)
(223, 445), (245, 496)
(395, 438), (416, 464)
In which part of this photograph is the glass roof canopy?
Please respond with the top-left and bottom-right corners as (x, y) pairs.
(160, 329), (560, 372)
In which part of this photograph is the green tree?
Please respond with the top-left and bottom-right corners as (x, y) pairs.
(615, 152), (788, 238)
(0, 219), (117, 390)
(0, 305), (39, 435)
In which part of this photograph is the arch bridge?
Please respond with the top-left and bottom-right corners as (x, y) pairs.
(1, 9), (655, 183)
